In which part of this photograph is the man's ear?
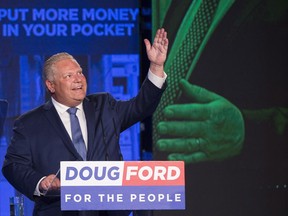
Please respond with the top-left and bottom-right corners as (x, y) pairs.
(45, 80), (55, 93)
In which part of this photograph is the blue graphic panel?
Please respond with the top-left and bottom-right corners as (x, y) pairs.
(0, 1), (140, 215)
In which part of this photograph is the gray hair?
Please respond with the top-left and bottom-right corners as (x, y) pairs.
(43, 52), (77, 82)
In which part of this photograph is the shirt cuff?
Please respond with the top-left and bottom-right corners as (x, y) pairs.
(147, 69), (167, 89)
(34, 176), (46, 196)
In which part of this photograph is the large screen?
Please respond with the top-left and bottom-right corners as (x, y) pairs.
(152, 0), (288, 215)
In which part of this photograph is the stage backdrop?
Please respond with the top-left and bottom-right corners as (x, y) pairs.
(152, 0), (288, 216)
(0, 0), (140, 215)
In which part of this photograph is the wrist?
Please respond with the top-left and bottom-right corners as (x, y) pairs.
(149, 63), (164, 78)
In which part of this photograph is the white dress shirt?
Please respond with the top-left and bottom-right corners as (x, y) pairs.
(52, 98), (88, 148)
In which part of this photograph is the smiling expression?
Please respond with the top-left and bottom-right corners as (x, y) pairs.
(45, 58), (87, 107)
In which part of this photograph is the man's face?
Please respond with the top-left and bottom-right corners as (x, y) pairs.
(46, 58), (87, 107)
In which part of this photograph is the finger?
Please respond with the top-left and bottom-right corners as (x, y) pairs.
(163, 103), (210, 120)
(159, 30), (168, 45)
(51, 178), (61, 189)
(144, 38), (151, 52)
(179, 79), (221, 103)
(160, 38), (169, 53)
(154, 33), (168, 54)
(157, 121), (205, 137)
(153, 28), (162, 44)
(157, 138), (205, 153)
(155, 29), (168, 44)
(168, 152), (208, 163)
(55, 178), (61, 188)
(159, 31), (168, 45)
(40, 181), (50, 191)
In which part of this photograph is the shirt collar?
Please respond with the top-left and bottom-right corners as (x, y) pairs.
(51, 97), (84, 114)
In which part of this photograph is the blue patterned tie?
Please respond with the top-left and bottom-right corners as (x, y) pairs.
(67, 107), (87, 160)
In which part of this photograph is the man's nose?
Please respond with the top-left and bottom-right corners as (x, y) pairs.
(74, 73), (83, 81)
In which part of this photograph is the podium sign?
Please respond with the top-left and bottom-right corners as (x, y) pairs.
(60, 161), (185, 210)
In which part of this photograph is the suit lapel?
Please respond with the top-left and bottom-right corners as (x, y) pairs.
(42, 100), (80, 159)
(83, 97), (99, 160)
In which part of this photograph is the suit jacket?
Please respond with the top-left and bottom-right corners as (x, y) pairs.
(2, 78), (166, 216)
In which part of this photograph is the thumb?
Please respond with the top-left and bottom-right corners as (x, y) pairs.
(144, 39), (151, 52)
(179, 79), (220, 103)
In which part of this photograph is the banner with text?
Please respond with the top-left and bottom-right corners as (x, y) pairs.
(0, 0), (139, 54)
(60, 161), (185, 210)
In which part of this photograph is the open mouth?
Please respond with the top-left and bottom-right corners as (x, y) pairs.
(72, 85), (83, 90)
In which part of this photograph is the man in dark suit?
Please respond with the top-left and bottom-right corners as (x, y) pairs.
(2, 28), (169, 216)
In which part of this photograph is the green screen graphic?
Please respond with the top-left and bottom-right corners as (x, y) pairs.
(152, 0), (288, 215)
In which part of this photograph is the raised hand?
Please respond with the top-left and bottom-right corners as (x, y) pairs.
(156, 79), (245, 163)
(144, 28), (169, 77)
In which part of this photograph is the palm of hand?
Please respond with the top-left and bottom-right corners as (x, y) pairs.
(144, 28), (168, 67)
(147, 41), (168, 66)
